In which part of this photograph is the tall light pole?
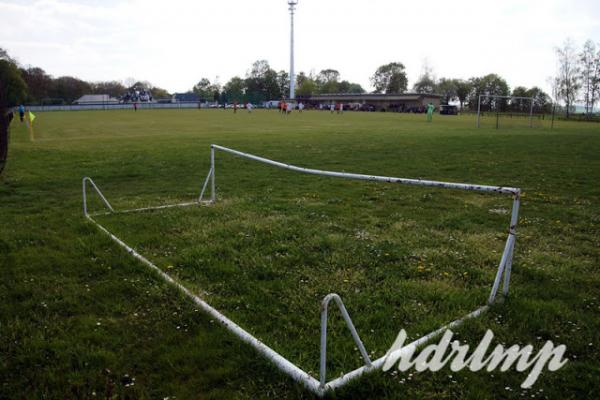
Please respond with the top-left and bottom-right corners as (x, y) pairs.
(288, 0), (298, 100)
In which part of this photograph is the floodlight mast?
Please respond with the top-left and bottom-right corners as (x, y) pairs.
(288, 0), (298, 100)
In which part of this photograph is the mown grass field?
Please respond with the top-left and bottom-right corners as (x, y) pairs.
(1, 109), (599, 399)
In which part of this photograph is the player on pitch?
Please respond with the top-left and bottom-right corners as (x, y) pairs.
(426, 102), (435, 122)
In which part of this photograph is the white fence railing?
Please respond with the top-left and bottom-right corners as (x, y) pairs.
(27, 102), (205, 112)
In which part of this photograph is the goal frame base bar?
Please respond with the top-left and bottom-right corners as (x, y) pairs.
(82, 144), (521, 396)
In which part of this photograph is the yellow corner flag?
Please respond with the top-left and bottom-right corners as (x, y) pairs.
(27, 111), (36, 141)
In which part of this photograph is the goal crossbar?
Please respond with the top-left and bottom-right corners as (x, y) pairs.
(210, 144), (520, 196)
(82, 144), (521, 396)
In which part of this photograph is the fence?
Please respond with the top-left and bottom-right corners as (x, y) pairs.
(26, 101), (206, 112)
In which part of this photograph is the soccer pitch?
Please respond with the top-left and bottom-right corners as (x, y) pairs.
(1, 109), (599, 399)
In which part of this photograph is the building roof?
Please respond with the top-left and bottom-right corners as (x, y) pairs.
(74, 94), (119, 104)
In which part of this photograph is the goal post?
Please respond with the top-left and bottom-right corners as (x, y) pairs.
(477, 94), (535, 128)
(82, 145), (522, 397)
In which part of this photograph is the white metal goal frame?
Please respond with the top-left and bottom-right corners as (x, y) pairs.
(477, 94), (535, 128)
(82, 144), (521, 397)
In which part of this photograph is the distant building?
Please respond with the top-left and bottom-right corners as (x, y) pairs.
(301, 93), (442, 112)
(74, 94), (119, 105)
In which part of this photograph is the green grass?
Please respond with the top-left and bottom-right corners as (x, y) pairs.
(1, 109), (599, 399)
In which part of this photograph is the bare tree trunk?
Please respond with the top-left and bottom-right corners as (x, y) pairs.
(556, 39), (580, 120)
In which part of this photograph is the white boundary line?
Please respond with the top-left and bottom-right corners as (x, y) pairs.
(82, 144), (520, 396)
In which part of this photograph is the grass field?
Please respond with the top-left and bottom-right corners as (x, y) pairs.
(1, 109), (599, 399)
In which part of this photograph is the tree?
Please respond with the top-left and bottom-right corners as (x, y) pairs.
(222, 76), (246, 103)
(316, 69), (340, 94)
(20, 67), (53, 103)
(455, 80), (471, 109)
(510, 86), (551, 113)
(151, 86), (170, 99)
(211, 83), (221, 103)
(338, 81), (365, 94)
(594, 44), (600, 115)
(347, 83), (365, 94)
(193, 78), (215, 101)
(263, 68), (281, 100)
(413, 61), (437, 94)
(0, 54), (28, 175)
(276, 70), (289, 99)
(413, 73), (437, 94)
(245, 60), (279, 102)
(555, 39), (580, 118)
(0, 60), (28, 107)
(579, 40), (597, 117)
(526, 87), (551, 113)
(0, 48), (16, 64)
(48, 76), (91, 103)
(193, 78), (221, 102)
(371, 62), (408, 94)
(436, 78), (458, 104)
(510, 86), (530, 112)
(467, 74), (510, 111)
(296, 72), (317, 97)
(91, 81), (126, 99)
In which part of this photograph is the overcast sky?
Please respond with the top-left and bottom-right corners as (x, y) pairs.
(1, 0), (599, 95)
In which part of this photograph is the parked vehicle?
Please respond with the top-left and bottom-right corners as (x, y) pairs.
(440, 105), (459, 115)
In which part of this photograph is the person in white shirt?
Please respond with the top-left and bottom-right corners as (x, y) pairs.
(247, 103), (253, 113)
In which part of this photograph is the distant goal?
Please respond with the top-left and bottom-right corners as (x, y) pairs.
(476, 94), (546, 129)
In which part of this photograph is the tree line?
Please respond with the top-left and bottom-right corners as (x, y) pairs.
(2, 38), (599, 117)
(192, 60), (366, 104)
(0, 47), (170, 105)
(366, 37), (600, 117)
(552, 38), (600, 118)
